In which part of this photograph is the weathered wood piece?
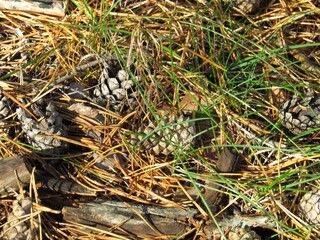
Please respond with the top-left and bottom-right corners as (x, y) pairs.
(0, 0), (66, 17)
(0, 156), (30, 196)
(62, 200), (197, 238)
(62, 200), (277, 238)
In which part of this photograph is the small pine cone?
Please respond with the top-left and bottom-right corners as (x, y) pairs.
(0, 88), (13, 135)
(228, 227), (261, 240)
(131, 111), (196, 155)
(16, 102), (67, 154)
(232, 0), (262, 14)
(2, 195), (34, 240)
(0, 88), (11, 119)
(279, 92), (320, 135)
(93, 67), (139, 113)
(299, 188), (320, 225)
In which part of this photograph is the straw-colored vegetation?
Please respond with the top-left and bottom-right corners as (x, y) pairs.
(0, 0), (320, 239)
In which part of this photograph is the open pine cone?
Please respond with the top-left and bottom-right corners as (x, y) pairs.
(93, 64), (139, 113)
(0, 88), (11, 119)
(130, 110), (196, 156)
(299, 188), (320, 225)
(279, 92), (320, 135)
(2, 194), (34, 240)
(232, 0), (262, 13)
(16, 101), (67, 154)
(0, 88), (13, 135)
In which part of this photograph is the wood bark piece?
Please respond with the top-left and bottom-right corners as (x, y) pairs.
(62, 200), (197, 238)
(0, 156), (30, 196)
(203, 147), (241, 209)
(36, 175), (97, 196)
(0, 0), (66, 17)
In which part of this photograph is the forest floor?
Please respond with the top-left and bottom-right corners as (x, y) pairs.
(0, 0), (320, 239)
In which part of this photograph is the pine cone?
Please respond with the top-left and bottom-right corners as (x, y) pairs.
(228, 227), (261, 240)
(93, 67), (139, 113)
(131, 111), (196, 155)
(0, 88), (11, 119)
(279, 92), (320, 135)
(232, 0), (262, 14)
(16, 102), (67, 154)
(2, 195), (34, 240)
(0, 89), (12, 135)
(299, 188), (320, 225)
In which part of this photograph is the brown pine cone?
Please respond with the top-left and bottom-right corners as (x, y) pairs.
(131, 111), (196, 156)
(299, 188), (320, 225)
